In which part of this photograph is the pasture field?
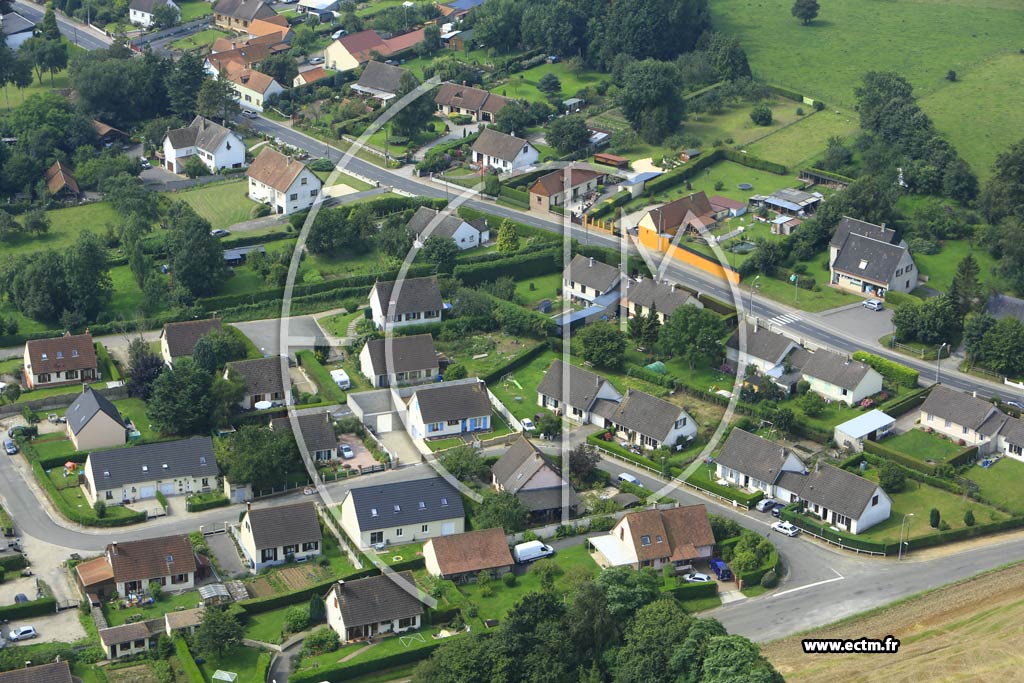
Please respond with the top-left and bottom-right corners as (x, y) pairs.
(171, 179), (254, 230)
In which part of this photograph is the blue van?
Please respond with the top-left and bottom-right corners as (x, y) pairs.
(709, 559), (733, 581)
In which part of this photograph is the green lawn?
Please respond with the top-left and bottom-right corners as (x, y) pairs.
(965, 456), (1024, 515)
(114, 398), (157, 440)
(44, 468), (138, 522)
(367, 541), (424, 564)
(171, 28), (230, 52)
(514, 273), (562, 307)
(0, 357), (20, 375)
(197, 645), (265, 683)
(318, 310), (364, 337)
(745, 257), (859, 313)
(1, 202), (122, 257)
(172, 179), (255, 230)
(434, 336), (545, 381)
(884, 430), (962, 463)
(0, 41), (83, 109)
(315, 170), (375, 192)
(914, 239), (999, 294)
(500, 61), (612, 104)
(107, 264), (148, 318)
(178, 0), (213, 20)
(685, 463), (763, 506)
(745, 108), (860, 169)
(104, 590), (202, 626)
(244, 605), (293, 644)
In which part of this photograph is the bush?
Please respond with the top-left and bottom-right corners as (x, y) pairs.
(93, 500), (106, 519)
(149, 581), (163, 602)
(174, 636), (204, 683)
(878, 461), (906, 493)
(300, 626), (340, 657)
(760, 570), (778, 588)
(285, 605), (311, 633)
(186, 493), (230, 512)
(750, 103), (773, 126)
(155, 491), (168, 512)
(930, 507), (940, 528)
(964, 509), (975, 527)
(502, 571), (516, 587)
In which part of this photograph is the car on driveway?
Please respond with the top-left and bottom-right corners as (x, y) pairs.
(8, 626), (37, 641)
(210, 229), (230, 238)
(13, 595), (27, 604)
(771, 502), (786, 517)
(339, 444), (354, 460)
(1006, 401), (1024, 411)
(771, 521), (799, 537)
(684, 572), (712, 583)
(139, 156), (151, 169)
(755, 498), (776, 512)
(308, 56), (324, 65)
(521, 418), (535, 432)
(3, 440), (16, 455)
(863, 298), (884, 311)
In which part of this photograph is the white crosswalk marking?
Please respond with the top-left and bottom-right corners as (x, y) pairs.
(769, 313), (801, 327)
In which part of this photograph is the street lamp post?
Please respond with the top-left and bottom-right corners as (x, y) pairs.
(748, 275), (760, 318)
(936, 342), (949, 383)
(791, 273), (798, 303)
(898, 513), (914, 560)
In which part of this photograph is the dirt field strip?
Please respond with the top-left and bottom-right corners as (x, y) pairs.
(764, 562), (1024, 682)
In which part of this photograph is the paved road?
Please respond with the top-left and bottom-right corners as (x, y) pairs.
(13, 1), (112, 51)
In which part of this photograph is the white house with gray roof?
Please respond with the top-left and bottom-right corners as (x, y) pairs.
(238, 500), (322, 572)
(563, 254), (621, 304)
(128, 0), (179, 27)
(715, 428), (806, 496)
(325, 571), (424, 643)
(471, 128), (539, 172)
(358, 334), (439, 388)
(83, 437), (219, 506)
(491, 436), (577, 520)
(65, 385), (126, 451)
(405, 206), (489, 250)
(918, 385), (1024, 458)
(339, 476), (465, 548)
(725, 322), (799, 377)
(162, 116), (245, 175)
(797, 350), (882, 406)
(369, 277), (443, 330)
(829, 216), (917, 298)
(405, 377), (491, 440)
(536, 359), (622, 424)
(622, 276), (702, 323)
(224, 356), (290, 409)
(595, 388), (696, 450)
(350, 60), (409, 102)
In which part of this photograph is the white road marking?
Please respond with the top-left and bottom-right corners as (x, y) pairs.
(772, 568), (844, 598)
(769, 313), (801, 327)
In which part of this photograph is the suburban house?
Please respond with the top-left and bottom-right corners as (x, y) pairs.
(66, 385), (126, 451)
(596, 388), (697, 451)
(528, 167), (604, 212)
(471, 128), (539, 172)
(221, 65), (285, 112)
(206, 41), (287, 72)
(775, 464), (892, 535)
(536, 359), (622, 424)
(270, 412), (337, 461)
(622, 276), (702, 323)
(45, 160), (81, 199)
(0, 12), (35, 51)
(298, 0), (339, 14)
(562, 254), (621, 304)
(325, 571), (424, 643)
(98, 621), (164, 660)
(162, 116), (245, 175)
(434, 82), (507, 122)
(637, 192), (717, 236)
(224, 356), (289, 409)
(324, 28), (425, 71)
(294, 66), (331, 87)
(798, 350), (883, 406)
(406, 378), (491, 440)
(23, 332), (97, 389)
(918, 385), (1024, 458)
(405, 206), (489, 250)
(834, 410), (896, 452)
(247, 147), (321, 214)
(491, 436), (577, 521)
(0, 662), (73, 683)
(339, 476), (465, 548)
(752, 187), (822, 216)
(238, 501), (323, 572)
(369, 276), (443, 330)
(442, 27), (473, 51)
(358, 333), (439, 388)
(159, 318), (223, 365)
(438, 0), (484, 21)
(74, 535), (198, 600)
(709, 195), (747, 218)
(589, 505), (716, 570)
(247, 14), (291, 41)
(164, 608), (204, 638)
(829, 216), (917, 298)
(423, 528), (513, 583)
(351, 61), (410, 101)
(770, 214), (802, 235)
(128, 0), (179, 27)
(212, 0), (276, 31)
(715, 428), (807, 496)
(725, 322), (799, 377)
(82, 436), (220, 506)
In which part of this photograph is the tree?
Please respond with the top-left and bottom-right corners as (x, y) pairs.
(216, 424), (297, 491)
(126, 336), (164, 400)
(627, 312), (645, 341)
(285, 605), (310, 632)
(496, 219), (519, 254)
(93, 500), (106, 518)
(147, 358), (214, 435)
(421, 235), (458, 274)
(820, 136), (853, 172)
(64, 232), (113, 322)
(537, 72), (561, 97)
(613, 599), (693, 683)
(929, 507), (940, 528)
(574, 322), (626, 369)
(167, 202), (224, 299)
(152, 3), (180, 28)
(641, 304), (660, 347)
(568, 443), (599, 487)
(375, 213), (415, 259)
(945, 254), (983, 320)
(181, 155), (209, 179)
(309, 593), (326, 624)
(22, 208), (49, 236)
(41, 8), (61, 40)
(196, 75), (240, 123)
(982, 139), (1024, 223)
(791, 0), (819, 25)
(545, 115), (590, 155)
(749, 102), (772, 126)
(878, 461), (906, 493)
(148, 581), (163, 602)
(701, 635), (784, 683)
(418, 23), (441, 57)
(443, 363), (467, 380)
(798, 391), (826, 417)
(535, 411), (562, 439)
(2, 384), (20, 404)
(165, 53), (205, 120)
(474, 490), (528, 533)
(438, 444), (486, 482)
(530, 559), (563, 591)
(658, 306), (726, 369)
(209, 372), (246, 429)
(195, 607), (244, 659)
(191, 330), (247, 373)
(616, 59), (685, 143)
(390, 72), (433, 138)
(8, 250), (66, 322)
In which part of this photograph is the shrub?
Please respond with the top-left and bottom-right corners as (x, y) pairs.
(852, 351), (920, 388)
(285, 605), (311, 633)
(939, 520), (950, 531)
(796, 107), (804, 115)
(930, 507), (940, 528)
(300, 626), (339, 657)
(760, 570), (778, 588)
(879, 462), (906, 493)
(502, 571), (516, 587)
(964, 509), (975, 527)
(93, 500), (106, 518)
(149, 581), (163, 602)
(750, 103), (773, 126)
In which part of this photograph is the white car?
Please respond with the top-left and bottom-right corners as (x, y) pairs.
(8, 626), (37, 641)
(139, 156), (152, 169)
(863, 298), (884, 311)
(331, 29), (346, 39)
(772, 521), (800, 537)
(684, 572), (712, 583)
(521, 418), (535, 432)
(308, 56), (325, 65)
(755, 498), (777, 512)
(330, 368), (351, 390)
(339, 444), (355, 460)
(241, 110), (258, 119)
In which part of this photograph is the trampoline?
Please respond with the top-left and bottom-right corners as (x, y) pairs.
(738, 183), (753, 190)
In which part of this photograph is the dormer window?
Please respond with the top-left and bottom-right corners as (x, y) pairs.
(640, 535), (651, 546)
(858, 259), (868, 270)
(162, 464), (169, 470)
(72, 349), (79, 357)
(199, 457), (207, 465)
(371, 508), (378, 517)
(142, 465), (149, 472)
(441, 497), (448, 506)
(656, 535), (663, 543)
(418, 501), (426, 509)
(393, 504), (401, 512)
(103, 471), (110, 478)
(41, 353), (48, 360)
(56, 351), (63, 359)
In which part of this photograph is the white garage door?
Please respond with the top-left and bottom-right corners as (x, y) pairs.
(441, 522), (455, 536)
(160, 483), (175, 495)
(139, 486), (156, 499)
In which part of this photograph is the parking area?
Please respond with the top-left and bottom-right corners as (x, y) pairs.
(4, 608), (85, 646)
(206, 532), (248, 579)
(0, 576), (42, 605)
(337, 433), (376, 470)
(816, 301), (894, 343)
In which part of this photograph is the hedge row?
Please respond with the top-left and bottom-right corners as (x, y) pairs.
(504, 169), (549, 190)
(186, 493), (230, 513)
(174, 636), (205, 683)
(779, 508), (892, 554)
(721, 149), (787, 175)
(587, 189), (632, 220)
(878, 386), (930, 417)
(220, 229), (294, 251)
(768, 85), (822, 108)
(498, 186), (530, 208)
(37, 451), (88, 471)
(644, 150), (725, 195)
(0, 596), (56, 621)
(852, 351), (920, 388)
(296, 350), (347, 403)
(289, 642), (442, 683)
(0, 554), (27, 571)
(480, 342), (549, 385)
(737, 547), (780, 587)
(668, 581), (718, 601)
(802, 166), (853, 184)
(95, 343), (121, 382)
(32, 461), (146, 527)
(948, 445), (980, 468)
(453, 247), (561, 286)
(858, 450), (965, 495)
(586, 433), (660, 471)
(862, 440), (950, 478)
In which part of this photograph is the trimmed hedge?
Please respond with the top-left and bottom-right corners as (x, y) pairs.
(456, 207), (560, 244)
(779, 508), (891, 554)
(588, 189), (632, 220)
(802, 166), (853, 184)
(862, 440), (946, 477)
(296, 350), (346, 403)
(186, 493), (230, 512)
(587, 433), (660, 471)
(174, 636), (205, 683)
(852, 351), (920, 388)
(498, 186), (530, 209)
(32, 461), (145, 527)
(721, 149), (787, 175)
(737, 547), (780, 587)
(95, 343), (121, 382)
(37, 451), (88, 471)
(255, 652), (272, 683)
(644, 150), (724, 195)
(0, 554), (27, 571)
(452, 247), (561, 286)
(289, 642), (442, 683)
(668, 581), (718, 600)
(768, 84), (821, 107)
(0, 596), (56, 621)
(878, 386), (930, 417)
(948, 445), (979, 468)
(859, 451), (964, 494)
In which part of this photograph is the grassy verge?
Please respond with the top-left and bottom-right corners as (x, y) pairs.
(296, 350), (346, 403)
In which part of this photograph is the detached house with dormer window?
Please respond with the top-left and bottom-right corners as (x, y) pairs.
(471, 128), (538, 172)
(828, 216), (917, 298)
(238, 501), (323, 572)
(339, 476), (465, 548)
(369, 277), (443, 330)
(247, 147), (321, 215)
(24, 332), (98, 389)
(162, 116), (244, 175)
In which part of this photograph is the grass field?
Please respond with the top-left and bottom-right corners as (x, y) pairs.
(4, 202), (122, 256)
(745, 109), (860, 168)
(884, 430), (961, 463)
(171, 179), (254, 230)
(502, 61), (611, 104)
(178, 0), (213, 20)
(914, 239), (998, 294)
(514, 273), (562, 307)
(621, 160), (799, 213)
(171, 28), (229, 52)
(745, 259), (859, 313)
(965, 456), (1024, 515)
(764, 562), (1024, 682)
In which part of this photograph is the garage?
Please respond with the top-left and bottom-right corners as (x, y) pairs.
(160, 483), (175, 495)
(139, 485), (156, 499)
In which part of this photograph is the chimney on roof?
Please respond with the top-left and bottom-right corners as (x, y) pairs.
(246, 501), (252, 512)
(111, 541), (118, 555)
(336, 579), (345, 591)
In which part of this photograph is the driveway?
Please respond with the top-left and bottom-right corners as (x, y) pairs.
(4, 608), (85, 646)
(206, 532), (248, 579)
(336, 433), (375, 471)
(813, 301), (895, 344)
(233, 315), (329, 359)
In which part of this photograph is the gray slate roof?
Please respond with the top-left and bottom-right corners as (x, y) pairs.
(0, 662), (73, 683)
(213, 0), (276, 21)
(345, 476), (464, 529)
(353, 60), (409, 95)
(66, 386), (124, 436)
(831, 233), (909, 285)
(413, 379), (490, 423)
(624, 278), (695, 317)
(536, 359), (619, 412)
(88, 436), (219, 489)
(517, 486), (578, 512)
(715, 428), (796, 486)
(604, 389), (687, 444)
(1, 12), (34, 36)
(165, 116), (236, 153)
(830, 216), (897, 249)
(564, 254), (620, 294)
(373, 277), (442, 316)
(726, 323), (797, 365)
(783, 464), (882, 520)
(472, 128), (533, 163)
(161, 318), (222, 359)
(225, 356), (287, 396)
(406, 206), (482, 241)
(920, 385), (998, 431)
(327, 571), (424, 627)
(271, 413), (337, 453)
(799, 350), (875, 391)
(245, 501), (322, 549)
(492, 436), (553, 493)
(363, 334), (439, 376)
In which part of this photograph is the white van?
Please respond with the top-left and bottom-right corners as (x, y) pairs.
(513, 540), (554, 564)
(617, 472), (640, 486)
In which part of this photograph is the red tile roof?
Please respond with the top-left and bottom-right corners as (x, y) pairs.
(25, 332), (96, 374)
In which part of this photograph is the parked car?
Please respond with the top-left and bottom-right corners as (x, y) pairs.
(755, 498), (777, 512)
(339, 444), (354, 460)
(513, 540), (554, 563)
(3, 440), (16, 456)
(771, 502), (785, 517)
(308, 56), (324, 65)
(331, 29), (346, 39)
(771, 521), (799, 537)
(1006, 401), (1024, 411)
(139, 156), (152, 170)
(8, 626), (37, 641)
(12, 594), (27, 604)
(709, 559), (733, 581)
(863, 298), (884, 311)
(684, 572), (712, 583)
(7, 426), (32, 440)
(210, 229), (230, 238)
(330, 369), (351, 390)
(521, 418), (535, 432)
(617, 472), (640, 486)
(241, 110), (258, 119)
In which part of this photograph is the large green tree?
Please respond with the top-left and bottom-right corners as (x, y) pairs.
(945, 254), (983, 320)
(147, 358), (214, 435)
(126, 336), (164, 400)
(63, 232), (113, 322)
(165, 52), (206, 120)
(658, 306), (726, 368)
(215, 424), (297, 490)
(791, 0), (819, 25)
(474, 490), (528, 533)
(574, 321), (626, 369)
(167, 202), (224, 299)
(616, 59), (685, 143)
(195, 607), (244, 659)
(421, 235), (459, 274)
(389, 72), (433, 138)
(545, 115), (590, 155)
(196, 75), (240, 123)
